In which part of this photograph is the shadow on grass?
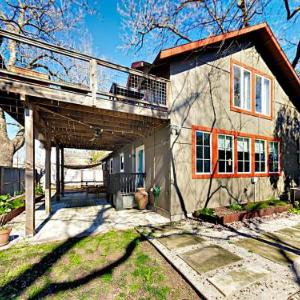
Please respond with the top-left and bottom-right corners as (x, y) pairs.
(0, 203), (146, 299)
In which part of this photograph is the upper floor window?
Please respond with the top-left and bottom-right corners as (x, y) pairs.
(237, 137), (251, 173)
(233, 65), (251, 111)
(195, 131), (211, 174)
(120, 153), (124, 172)
(269, 142), (279, 173)
(255, 75), (271, 116)
(218, 134), (234, 173)
(255, 140), (266, 173)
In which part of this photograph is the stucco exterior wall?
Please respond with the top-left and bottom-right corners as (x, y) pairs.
(169, 43), (300, 219)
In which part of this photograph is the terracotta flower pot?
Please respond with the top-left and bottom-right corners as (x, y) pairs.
(0, 227), (12, 247)
(135, 188), (148, 210)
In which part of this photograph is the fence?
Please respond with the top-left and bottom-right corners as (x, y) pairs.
(107, 173), (145, 195)
(0, 167), (25, 195)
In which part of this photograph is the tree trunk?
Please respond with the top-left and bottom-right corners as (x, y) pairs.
(0, 107), (25, 167)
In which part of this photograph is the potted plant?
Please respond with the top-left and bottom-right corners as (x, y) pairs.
(0, 194), (13, 247)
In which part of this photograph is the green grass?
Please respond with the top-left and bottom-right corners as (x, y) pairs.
(193, 207), (215, 218)
(245, 199), (288, 212)
(229, 202), (243, 211)
(0, 230), (195, 300)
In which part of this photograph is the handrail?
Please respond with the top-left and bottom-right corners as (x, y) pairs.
(0, 29), (169, 84)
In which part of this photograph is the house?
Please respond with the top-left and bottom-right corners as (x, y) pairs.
(103, 23), (300, 221)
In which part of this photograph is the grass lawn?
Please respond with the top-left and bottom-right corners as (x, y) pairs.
(0, 230), (198, 300)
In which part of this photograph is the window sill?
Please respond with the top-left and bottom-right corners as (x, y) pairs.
(230, 105), (272, 120)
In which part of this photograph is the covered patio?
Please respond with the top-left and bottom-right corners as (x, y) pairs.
(0, 29), (170, 236)
(6, 192), (169, 245)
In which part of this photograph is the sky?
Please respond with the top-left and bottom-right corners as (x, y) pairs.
(5, 0), (299, 159)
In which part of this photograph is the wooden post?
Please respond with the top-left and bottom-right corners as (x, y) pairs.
(56, 145), (60, 201)
(89, 59), (97, 106)
(25, 105), (35, 236)
(45, 144), (51, 215)
(60, 147), (64, 197)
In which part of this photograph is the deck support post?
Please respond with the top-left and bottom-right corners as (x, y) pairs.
(25, 105), (36, 236)
(60, 147), (64, 197)
(56, 145), (60, 200)
(89, 59), (97, 106)
(45, 144), (51, 215)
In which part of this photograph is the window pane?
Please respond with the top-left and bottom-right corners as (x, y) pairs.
(204, 146), (210, 159)
(197, 146), (203, 159)
(219, 160), (225, 173)
(238, 161), (244, 172)
(196, 131), (203, 145)
(204, 133), (210, 146)
(245, 162), (250, 173)
(234, 66), (241, 107)
(244, 70), (251, 110)
(204, 160), (210, 173)
(196, 160), (203, 173)
(264, 78), (270, 115)
(256, 76), (262, 113)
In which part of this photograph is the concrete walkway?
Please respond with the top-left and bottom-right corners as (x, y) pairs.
(5, 192), (169, 246)
(139, 213), (300, 300)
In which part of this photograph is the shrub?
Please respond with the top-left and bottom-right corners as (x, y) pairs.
(193, 207), (215, 218)
(229, 202), (243, 211)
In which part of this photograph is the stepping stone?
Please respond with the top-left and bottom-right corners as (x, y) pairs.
(293, 223), (300, 230)
(208, 264), (269, 296)
(235, 237), (299, 265)
(180, 245), (241, 273)
(158, 233), (204, 250)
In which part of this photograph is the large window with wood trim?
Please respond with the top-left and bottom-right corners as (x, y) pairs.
(231, 59), (273, 119)
(192, 126), (281, 179)
(218, 134), (234, 173)
(195, 131), (211, 174)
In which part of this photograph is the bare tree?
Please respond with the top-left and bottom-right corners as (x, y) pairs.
(0, 0), (95, 167)
(119, 0), (299, 71)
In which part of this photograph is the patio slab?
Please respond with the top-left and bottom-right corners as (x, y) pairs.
(180, 245), (241, 274)
(5, 192), (170, 246)
(158, 233), (204, 250)
(235, 237), (300, 265)
(208, 264), (269, 296)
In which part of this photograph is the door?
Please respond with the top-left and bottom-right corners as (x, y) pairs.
(136, 145), (145, 187)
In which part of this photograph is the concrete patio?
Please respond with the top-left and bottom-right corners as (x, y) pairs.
(5, 192), (169, 246)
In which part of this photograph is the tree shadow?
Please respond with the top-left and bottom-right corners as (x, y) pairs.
(0, 201), (145, 299)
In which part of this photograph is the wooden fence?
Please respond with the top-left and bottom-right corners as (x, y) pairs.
(0, 167), (25, 195)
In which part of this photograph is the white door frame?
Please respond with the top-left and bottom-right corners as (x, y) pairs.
(135, 145), (145, 173)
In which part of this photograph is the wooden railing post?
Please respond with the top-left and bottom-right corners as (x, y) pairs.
(89, 59), (97, 106)
(45, 143), (51, 215)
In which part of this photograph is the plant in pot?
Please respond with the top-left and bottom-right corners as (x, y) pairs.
(0, 194), (13, 247)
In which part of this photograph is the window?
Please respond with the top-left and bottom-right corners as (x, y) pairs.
(109, 158), (113, 174)
(255, 140), (266, 173)
(269, 142), (279, 172)
(218, 134), (234, 173)
(237, 137), (251, 173)
(255, 75), (270, 115)
(195, 131), (211, 174)
(233, 65), (251, 111)
(120, 153), (124, 172)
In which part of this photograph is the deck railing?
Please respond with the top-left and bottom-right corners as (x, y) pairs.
(107, 173), (145, 195)
(0, 29), (169, 108)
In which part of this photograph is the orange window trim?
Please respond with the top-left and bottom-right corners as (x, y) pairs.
(192, 125), (282, 179)
(230, 58), (274, 121)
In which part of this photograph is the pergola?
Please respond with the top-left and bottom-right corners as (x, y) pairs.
(0, 29), (169, 235)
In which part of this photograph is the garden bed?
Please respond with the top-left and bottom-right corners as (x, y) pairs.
(1, 194), (44, 225)
(193, 200), (292, 225)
